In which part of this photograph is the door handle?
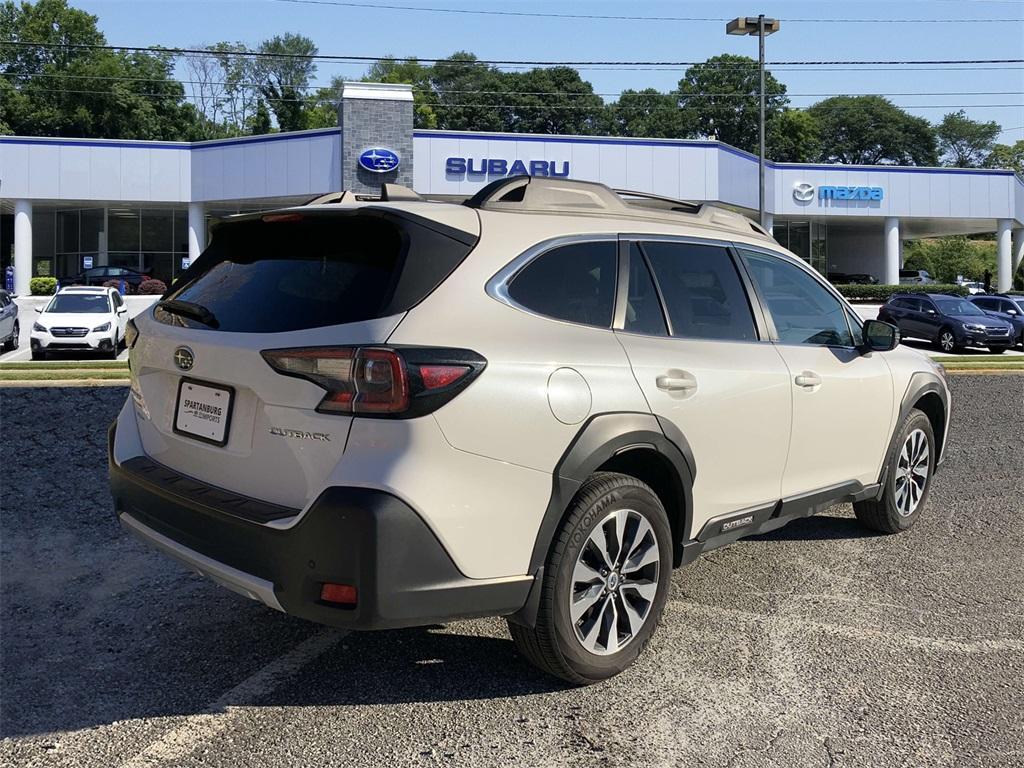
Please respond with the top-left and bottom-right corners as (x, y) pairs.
(794, 371), (822, 388)
(656, 372), (697, 392)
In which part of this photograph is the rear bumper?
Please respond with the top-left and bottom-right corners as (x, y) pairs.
(108, 423), (532, 630)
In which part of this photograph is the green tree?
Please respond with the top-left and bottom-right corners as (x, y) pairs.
(984, 140), (1024, 175)
(936, 110), (1000, 167)
(676, 54), (788, 153)
(767, 109), (821, 162)
(809, 96), (938, 165)
(903, 237), (996, 283)
(248, 99), (272, 134)
(503, 67), (606, 135)
(1, 0), (204, 140)
(364, 57), (437, 128)
(254, 33), (317, 132)
(429, 52), (509, 132)
(608, 88), (685, 138)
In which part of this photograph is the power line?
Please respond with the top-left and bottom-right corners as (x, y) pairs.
(5, 71), (1021, 100)
(13, 85), (1023, 112)
(3, 40), (1022, 68)
(269, 0), (1024, 23)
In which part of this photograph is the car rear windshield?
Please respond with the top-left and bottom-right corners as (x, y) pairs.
(46, 294), (111, 313)
(156, 211), (477, 333)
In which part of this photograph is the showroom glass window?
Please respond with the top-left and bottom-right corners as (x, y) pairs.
(740, 249), (854, 347)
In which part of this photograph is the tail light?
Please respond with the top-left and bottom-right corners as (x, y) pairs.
(261, 346), (485, 418)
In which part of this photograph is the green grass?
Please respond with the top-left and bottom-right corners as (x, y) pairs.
(931, 355), (1024, 363)
(0, 360), (128, 371)
(0, 369), (130, 381)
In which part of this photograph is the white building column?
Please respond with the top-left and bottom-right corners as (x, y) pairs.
(762, 212), (774, 236)
(187, 202), (206, 262)
(1012, 228), (1024, 277)
(13, 200), (32, 296)
(996, 219), (1013, 293)
(884, 217), (900, 285)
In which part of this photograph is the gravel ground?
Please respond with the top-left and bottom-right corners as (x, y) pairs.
(1, 377), (1022, 768)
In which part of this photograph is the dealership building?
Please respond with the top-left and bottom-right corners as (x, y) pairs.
(2, 82), (1023, 294)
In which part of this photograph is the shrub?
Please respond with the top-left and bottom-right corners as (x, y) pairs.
(102, 279), (133, 295)
(136, 278), (167, 295)
(29, 277), (58, 295)
(834, 283), (969, 302)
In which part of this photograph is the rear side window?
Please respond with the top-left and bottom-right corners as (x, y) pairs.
(158, 212), (476, 333)
(507, 241), (617, 328)
(642, 241), (757, 342)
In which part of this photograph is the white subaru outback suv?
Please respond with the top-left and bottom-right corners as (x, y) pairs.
(109, 177), (950, 684)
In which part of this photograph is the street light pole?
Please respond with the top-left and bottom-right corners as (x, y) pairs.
(758, 14), (765, 230)
(726, 15), (780, 230)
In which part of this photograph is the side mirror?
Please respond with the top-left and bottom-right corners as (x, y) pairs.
(1008, 309), (1019, 316)
(117, 307), (127, 314)
(926, 309), (937, 315)
(34, 306), (43, 314)
(862, 319), (900, 353)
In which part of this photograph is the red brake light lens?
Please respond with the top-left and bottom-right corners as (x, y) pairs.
(261, 346), (485, 418)
(261, 346), (408, 414)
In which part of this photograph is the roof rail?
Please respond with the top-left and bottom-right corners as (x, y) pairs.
(463, 175), (768, 238)
(304, 183), (424, 206)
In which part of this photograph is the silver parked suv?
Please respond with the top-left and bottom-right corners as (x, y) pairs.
(109, 177), (950, 684)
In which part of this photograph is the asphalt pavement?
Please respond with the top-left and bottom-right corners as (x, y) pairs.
(1, 377), (1022, 768)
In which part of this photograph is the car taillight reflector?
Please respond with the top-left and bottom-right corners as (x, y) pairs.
(320, 583), (357, 605)
(419, 364), (471, 390)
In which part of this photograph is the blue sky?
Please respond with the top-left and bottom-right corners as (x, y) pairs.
(75, 0), (1024, 141)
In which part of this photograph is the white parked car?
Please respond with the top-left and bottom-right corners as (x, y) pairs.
(960, 281), (986, 295)
(110, 178), (951, 684)
(31, 286), (128, 359)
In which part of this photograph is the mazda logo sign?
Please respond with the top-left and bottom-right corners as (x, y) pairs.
(173, 346), (194, 371)
(793, 182), (814, 202)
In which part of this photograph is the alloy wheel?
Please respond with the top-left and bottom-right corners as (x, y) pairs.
(569, 508), (660, 656)
(939, 332), (956, 352)
(894, 428), (930, 517)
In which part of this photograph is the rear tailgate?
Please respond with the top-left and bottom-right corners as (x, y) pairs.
(129, 312), (404, 510)
(125, 205), (480, 511)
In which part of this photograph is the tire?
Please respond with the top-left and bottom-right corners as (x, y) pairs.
(9, 322), (18, 351)
(988, 346), (1007, 354)
(853, 408), (936, 534)
(508, 472), (673, 685)
(31, 348), (46, 361)
(935, 327), (959, 353)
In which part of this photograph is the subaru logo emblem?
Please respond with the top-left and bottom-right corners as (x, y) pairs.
(792, 182), (814, 202)
(358, 147), (400, 173)
(173, 346), (194, 371)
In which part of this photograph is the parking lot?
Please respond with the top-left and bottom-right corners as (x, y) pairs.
(1, 376), (1022, 768)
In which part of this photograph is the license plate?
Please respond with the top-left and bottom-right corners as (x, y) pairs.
(174, 378), (234, 446)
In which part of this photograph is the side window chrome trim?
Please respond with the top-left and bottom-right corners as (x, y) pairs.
(485, 233), (619, 328)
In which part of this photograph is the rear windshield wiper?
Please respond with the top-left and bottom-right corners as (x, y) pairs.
(157, 299), (220, 329)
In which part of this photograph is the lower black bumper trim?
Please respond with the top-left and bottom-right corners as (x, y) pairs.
(110, 434), (532, 630)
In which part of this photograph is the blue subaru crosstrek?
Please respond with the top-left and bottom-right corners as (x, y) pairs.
(878, 293), (1015, 353)
(968, 294), (1024, 349)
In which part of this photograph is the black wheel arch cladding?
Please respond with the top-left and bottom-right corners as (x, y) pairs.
(526, 411), (695, 578)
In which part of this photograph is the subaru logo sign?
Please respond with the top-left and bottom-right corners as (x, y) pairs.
(792, 182), (814, 202)
(358, 147), (400, 173)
